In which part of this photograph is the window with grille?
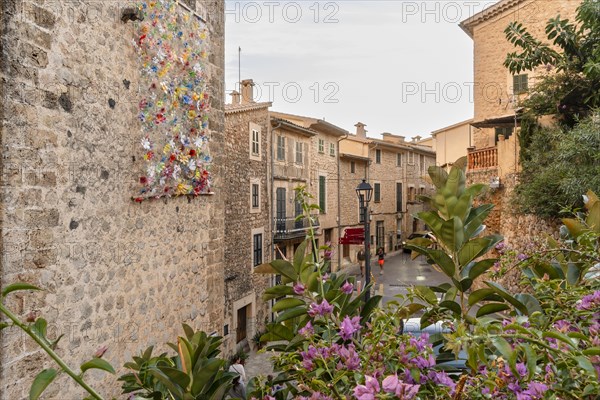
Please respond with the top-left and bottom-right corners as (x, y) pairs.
(277, 136), (285, 160)
(375, 149), (381, 164)
(397, 153), (402, 166)
(295, 141), (303, 164)
(374, 183), (381, 203)
(350, 161), (355, 174)
(495, 127), (514, 143)
(513, 74), (528, 94)
(253, 233), (263, 266)
(396, 183), (403, 212)
(319, 176), (326, 213)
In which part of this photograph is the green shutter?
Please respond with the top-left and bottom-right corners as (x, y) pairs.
(319, 176), (326, 212)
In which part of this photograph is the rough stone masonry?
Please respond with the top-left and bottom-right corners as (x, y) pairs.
(0, 1), (225, 398)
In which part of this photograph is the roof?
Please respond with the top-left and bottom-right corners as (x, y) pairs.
(471, 109), (523, 128)
(459, 0), (526, 38)
(431, 118), (475, 136)
(271, 117), (318, 137)
(271, 111), (348, 137)
(340, 153), (370, 162)
(225, 101), (272, 115)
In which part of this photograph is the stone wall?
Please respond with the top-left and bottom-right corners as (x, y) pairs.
(0, 1), (225, 398)
(223, 105), (271, 355)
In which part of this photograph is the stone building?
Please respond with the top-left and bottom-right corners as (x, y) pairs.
(270, 112), (347, 271)
(458, 0), (579, 291)
(430, 119), (474, 170)
(223, 80), (271, 355)
(368, 133), (435, 252)
(0, 1), (225, 398)
(339, 123), (436, 261)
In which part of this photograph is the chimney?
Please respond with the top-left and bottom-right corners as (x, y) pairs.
(241, 79), (255, 104)
(230, 90), (240, 105)
(355, 122), (367, 138)
(412, 135), (422, 143)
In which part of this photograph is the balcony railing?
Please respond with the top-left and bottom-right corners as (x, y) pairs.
(273, 216), (320, 241)
(468, 146), (498, 170)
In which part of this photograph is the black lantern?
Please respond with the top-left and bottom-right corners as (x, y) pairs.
(355, 179), (373, 207)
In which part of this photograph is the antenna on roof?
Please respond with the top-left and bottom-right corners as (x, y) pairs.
(238, 46), (241, 92)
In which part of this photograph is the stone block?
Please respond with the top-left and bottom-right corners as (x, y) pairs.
(24, 209), (59, 228)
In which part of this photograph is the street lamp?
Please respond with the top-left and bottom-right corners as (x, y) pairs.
(356, 179), (373, 302)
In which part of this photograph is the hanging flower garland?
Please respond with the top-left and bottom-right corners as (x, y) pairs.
(132, 0), (212, 202)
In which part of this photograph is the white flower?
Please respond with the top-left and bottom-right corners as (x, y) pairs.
(141, 137), (151, 150)
(188, 159), (197, 171)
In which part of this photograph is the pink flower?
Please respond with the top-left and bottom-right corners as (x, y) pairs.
(299, 321), (314, 337)
(382, 374), (399, 393)
(353, 375), (380, 400)
(395, 382), (420, 399)
(341, 281), (353, 294)
(94, 345), (108, 358)
(308, 300), (333, 317)
(339, 316), (361, 340)
(293, 282), (305, 295)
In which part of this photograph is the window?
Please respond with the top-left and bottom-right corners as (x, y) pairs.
(277, 136), (285, 160)
(295, 141), (303, 164)
(513, 74), (528, 94)
(375, 149), (381, 164)
(420, 154), (425, 175)
(396, 183), (403, 212)
(397, 153), (402, 166)
(495, 127), (514, 143)
(329, 143), (335, 156)
(251, 183), (259, 209)
(319, 175), (326, 213)
(253, 233), (263, 266)
(318, 138), (324, 153)
(374, 183), (381, 203)
(251, 129), (260, 156)
(350, 161), (355, 174)
(419, 187), (426, 200)
(408, 186), (416, 202)
(408, 152), (415, 164)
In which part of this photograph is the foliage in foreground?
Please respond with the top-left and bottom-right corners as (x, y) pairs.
(514, 113), (600, 218)
(250, 165), (600, 400)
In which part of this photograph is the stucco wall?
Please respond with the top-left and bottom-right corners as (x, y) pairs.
(0, 1), (225, 398)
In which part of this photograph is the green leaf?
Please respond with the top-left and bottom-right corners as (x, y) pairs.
(253, 263), (276, 274)
(485, 281), (528, 315)
(29, 368), (57, 400)
(458, 278), (473, 291)
(562, 218), (586, 238)
(468, 289), (502, 306)
(566, 262), (581, 285)
(182, 324), (194, 341)
(177, 337), (192, 375)
(416, 211), (445, 236)
(80, 358), (116, 375)
(276, 306), (307, 323)
(0, 322), (10, 330)
(464, 204), (494, 239)
(293, 241), (307, 272)
(273, 298), (305, 312)
(439, 217), (465, 252)
(575, 356), (596, 374)
(522, 344), (537, 381)
(492, 337), (516, 372)
(514, 294), (542, 315)
(459, 235), (502, 267)
(409, 246), (455, 277)
(149, 368), (185, 399)
(306, 271), (320, 293)
(476, 303), (510, 317)
(465, 259), (497, 281)
(360, 295), (382, 324)
(264, 324), (295, 342)
(453, 193), (473, 222)
(414, 286), (438, 305)
(446, 163), (466, 197)
(270, 260), (298, 281)
(428, 165), (449, 189)
(2, 283), (41, 298)
(582, 347), (600, 356)
(439, 300), (461, 316)
(395, 303), (425, 319)
(263, 285), (295, 301)
(542, 331), (576, 349)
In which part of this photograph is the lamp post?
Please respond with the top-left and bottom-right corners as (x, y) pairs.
(356, 179), (373, 302)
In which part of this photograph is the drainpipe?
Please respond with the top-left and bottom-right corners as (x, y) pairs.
(337, 132), (348, 272)
(269, 117), (281, 322)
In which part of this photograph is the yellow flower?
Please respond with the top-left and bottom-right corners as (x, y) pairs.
(188, 110), (197, 119)
(176, 183), (190, 195)
(179, 154), (190, 164)
(163, 143), (171, 154)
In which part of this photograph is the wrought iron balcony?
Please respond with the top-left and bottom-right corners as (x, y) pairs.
(273, 215), (320, 241)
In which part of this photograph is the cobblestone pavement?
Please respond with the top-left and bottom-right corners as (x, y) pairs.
(244, 348), (277, 381)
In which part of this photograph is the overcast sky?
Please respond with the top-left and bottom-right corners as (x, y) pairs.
(225, 1), (501, 138)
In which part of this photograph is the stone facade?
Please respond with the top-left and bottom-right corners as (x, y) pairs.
(0, 1), (225, 398)
(223, 94), (272, 356)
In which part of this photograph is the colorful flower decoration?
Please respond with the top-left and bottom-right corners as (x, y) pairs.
(132, 0), (212, 202)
